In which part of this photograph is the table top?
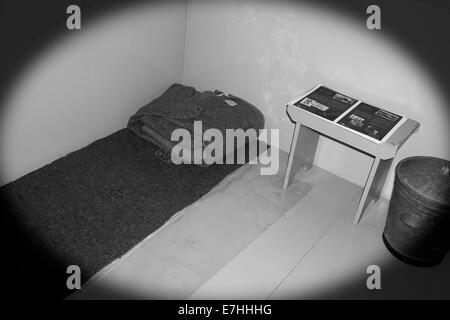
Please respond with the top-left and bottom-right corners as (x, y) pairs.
(286, 104), (420, 159)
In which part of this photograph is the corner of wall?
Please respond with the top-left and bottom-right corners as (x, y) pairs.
(181, 0), (189, 84)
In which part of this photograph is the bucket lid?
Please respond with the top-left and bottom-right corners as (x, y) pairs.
(396, 156), (450, 213)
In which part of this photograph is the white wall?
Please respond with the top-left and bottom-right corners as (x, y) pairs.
(0, 1), (187, 184)
(182, 0), (450, 198)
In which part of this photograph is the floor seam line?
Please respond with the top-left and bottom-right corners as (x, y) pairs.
(266, 189), (361, 299)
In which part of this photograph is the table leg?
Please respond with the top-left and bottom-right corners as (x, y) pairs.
(283, 124), (319, 189)
(353, 156), (393, 225)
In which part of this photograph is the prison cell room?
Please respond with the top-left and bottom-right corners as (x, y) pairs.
(0, 0), (449, 300)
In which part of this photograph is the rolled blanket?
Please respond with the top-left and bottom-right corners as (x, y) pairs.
(128, 84), (265, 165)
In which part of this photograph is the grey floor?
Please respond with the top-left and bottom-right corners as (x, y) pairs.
(70, 151), (450, 300)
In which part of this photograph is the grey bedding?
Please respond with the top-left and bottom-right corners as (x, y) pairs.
(127, 84), (265, 164)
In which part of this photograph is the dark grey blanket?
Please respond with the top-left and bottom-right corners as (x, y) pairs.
(127, 84), (265, 163)
(0, 129), (243, 299)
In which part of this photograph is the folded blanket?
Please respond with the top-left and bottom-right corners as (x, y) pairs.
(128, 84), (265, 165)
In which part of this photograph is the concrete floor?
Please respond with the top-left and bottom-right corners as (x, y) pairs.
(70, 152), (450, 300)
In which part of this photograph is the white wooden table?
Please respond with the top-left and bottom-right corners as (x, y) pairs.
(282, 96), (420, 225)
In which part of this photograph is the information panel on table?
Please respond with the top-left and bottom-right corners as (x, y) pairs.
(292, 85), (407, 143)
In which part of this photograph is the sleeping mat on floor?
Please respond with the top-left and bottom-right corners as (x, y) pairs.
(0, 129), (243, 299)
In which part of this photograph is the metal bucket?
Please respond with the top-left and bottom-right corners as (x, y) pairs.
(383, 156), (450, 267)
